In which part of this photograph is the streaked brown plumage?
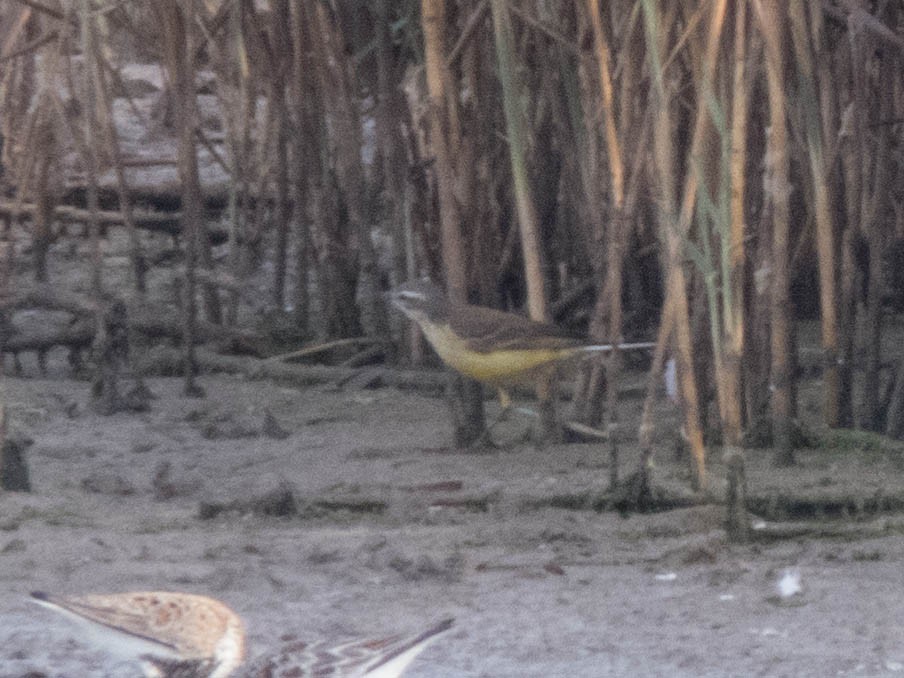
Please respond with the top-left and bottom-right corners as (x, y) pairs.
(30, 590), (245, 678)
(31, 590), (451, 678)
(245, 617), (454, 677)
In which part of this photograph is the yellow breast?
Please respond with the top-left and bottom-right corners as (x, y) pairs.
(419, 323), (575, 386)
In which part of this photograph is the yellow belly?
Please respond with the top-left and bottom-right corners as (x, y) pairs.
(420, 323), (575, 386)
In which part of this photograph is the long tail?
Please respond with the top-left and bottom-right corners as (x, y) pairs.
(581, 341), (656, 352)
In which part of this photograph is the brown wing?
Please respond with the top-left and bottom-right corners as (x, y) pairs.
(447, 303), (584, 353)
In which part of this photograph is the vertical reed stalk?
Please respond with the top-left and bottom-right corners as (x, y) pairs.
(421, 0), (467, 297)
(489, 0), (547, 322)
(270, 0), (291, 311)
(155, 0), (204, 396)
(584, 0), (630, 475)
(641, 0), (707, 490)
(78, 0), (101, 297)
(421, 0), (485, 446)
(722, 0), (747, 447)
(753, 0), (794, 464)
(788, 2), (840, 427)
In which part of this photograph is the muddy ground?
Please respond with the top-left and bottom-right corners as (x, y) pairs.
(3, 361), (904, 677)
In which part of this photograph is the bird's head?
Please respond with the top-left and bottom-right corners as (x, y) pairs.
(389, 280), (448, 324)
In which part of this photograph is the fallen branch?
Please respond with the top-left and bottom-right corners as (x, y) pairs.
(267, 337), (389, 363)
(0, 288), (264, 358)
(0, 201), (228, 243)
(2, 323), (93, 353)
(750, 516), (903, 542)
(0, 283), (98, 315)
(136, 345), (448, 394)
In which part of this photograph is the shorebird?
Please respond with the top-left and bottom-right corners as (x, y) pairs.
(30, 591), (245, 678)
(31, 590), (452, 677)
(244, 617), (454, 677)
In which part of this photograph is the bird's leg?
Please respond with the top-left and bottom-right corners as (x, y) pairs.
(463, 389), (518, 450)
(487, 388), (514, 429)
(460, 389), (510, 450)
(534, 372), (563, 445)
(446, 374), (488, 448)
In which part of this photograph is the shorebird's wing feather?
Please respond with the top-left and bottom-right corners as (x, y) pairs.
(363, 618), (453, 677)
(249, 618), (453, 677)
(31, 592), (180, 652)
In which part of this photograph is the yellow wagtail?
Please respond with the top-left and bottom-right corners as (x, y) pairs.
(390, 280), (654, 415)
